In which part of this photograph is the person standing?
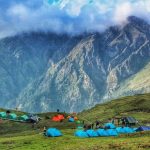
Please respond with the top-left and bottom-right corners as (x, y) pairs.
(43, 126), (47, 136)
(95, 117), (101, 129)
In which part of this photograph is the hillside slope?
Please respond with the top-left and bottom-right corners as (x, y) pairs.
(79, 93), (150, 124)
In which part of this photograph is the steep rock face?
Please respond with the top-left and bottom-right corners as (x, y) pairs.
(0, 16), (150, 112)
(112, 62), (150, 98)
(13, 35), (106, 112)
(0, 33), (80, 107)
(104, 17), (150, 98)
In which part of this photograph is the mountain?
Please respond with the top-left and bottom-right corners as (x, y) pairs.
(0, 16), (150, 112)
(112, 62), (150, 98)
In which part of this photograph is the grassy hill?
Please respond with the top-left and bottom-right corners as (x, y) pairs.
(79, 93), (150, 124)
(0, 94), (150, 150)
(0, 111), (77, 136)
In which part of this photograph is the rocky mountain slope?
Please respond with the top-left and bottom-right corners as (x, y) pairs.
(0, 16), (150, 112)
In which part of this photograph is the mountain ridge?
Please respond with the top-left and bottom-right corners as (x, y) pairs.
(0, 16), (150, 112)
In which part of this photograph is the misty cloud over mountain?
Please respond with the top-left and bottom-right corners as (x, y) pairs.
(0, 0), (150, 38)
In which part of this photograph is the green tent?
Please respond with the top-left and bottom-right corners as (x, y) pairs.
(7, 113), (17, 120)
(76, 120), (81, 124)
(19, 115), (29, 121)
(0, 112), (6, 118)
(76, 120), (84, 129)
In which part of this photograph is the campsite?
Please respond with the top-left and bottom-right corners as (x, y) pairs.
(0, 0), (150, 149)
(0, 94), (150, 150)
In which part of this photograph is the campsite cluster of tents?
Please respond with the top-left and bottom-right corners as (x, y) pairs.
(45, 115), (150, 138)
(1, 110), (150, 138)
(75, 124), (150, 138)
(0, 112), (17, 120)
(75, 126), (136, 138)
(0, 111), (40, 123)
(52, 114), (79, 122)
(67, 116), (78, 122)
(44, 125), (150, 138)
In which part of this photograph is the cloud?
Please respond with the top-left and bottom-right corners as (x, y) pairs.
(7, 4), (29, 21)
(0, 0), (150, 38)
(65, 0), (87, 16)
(114, 2), (132, 24)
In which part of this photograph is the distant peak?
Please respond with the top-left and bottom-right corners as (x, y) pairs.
(127, 16), (148, 25)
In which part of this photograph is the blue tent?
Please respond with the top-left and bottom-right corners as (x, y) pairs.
(123, 127), (134, 133)
(133, 128), (138, 131)
(96, 129), (109, 136)
(104, 123), (116, 129)
(86, 129), (98, 137)
(116, 127), (126, 133)
(107, 129), (118, 136)
(75, 130), (89, 138)
(116, 127), (134, 134)
(136, 126), (150, 132)
(46, 128), (62, 137)
(68, 117), (74, 122)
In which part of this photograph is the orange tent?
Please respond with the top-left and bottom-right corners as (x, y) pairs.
(74, 116), (78, 120)
(67, 116), (71, 119)
(52, 115), (65, 122)
(57, 115), (65, 120)
(52, 116), (60, 122)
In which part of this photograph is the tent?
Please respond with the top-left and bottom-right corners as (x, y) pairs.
(125, 117), (137, 125)
(107, 129), (118, 136)
(74, 117), (78, 120)
(123, 127), (134, 133)
(133, 128), (138, 131)
(76, 120), (81, 124)
(116, 127), (134, 134)
(57, 115), (65, 120)
(68, 117), (74, 122)
(26, 114), (40, 123)
(77, 126), (83, 129)
(46, 128), (62, 137)
(97, 129), (118, 136)
(116, 127), (125, 133)
(19, 115), (29, 121)
(104, 123), (116, 129)
(75, 130), (89, 138)
(52, 114), (65, 122)
(136, 126), (150, 132)
(0, 112), (6, 118)
(7, 113), (17, 120)
(96, 129), (109, 136)
(86, 129), (98, 137)
(52, 116), (61, 122)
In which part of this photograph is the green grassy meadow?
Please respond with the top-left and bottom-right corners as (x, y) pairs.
(0, 130), (150, 150)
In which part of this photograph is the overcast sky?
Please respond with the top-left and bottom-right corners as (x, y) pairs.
(0, 0), (150, 38)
